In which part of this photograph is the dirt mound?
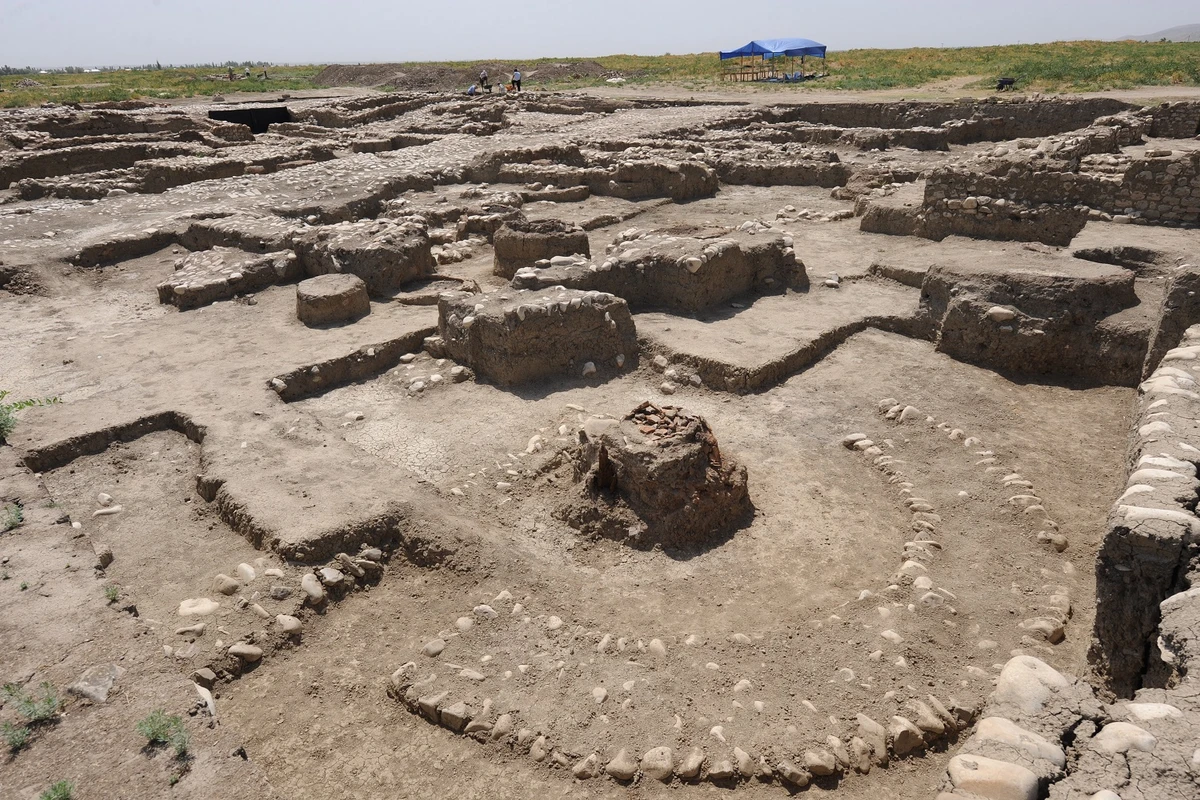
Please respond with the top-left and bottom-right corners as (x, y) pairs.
(555, 402), (752, 550)
(313, 61), (616, 91)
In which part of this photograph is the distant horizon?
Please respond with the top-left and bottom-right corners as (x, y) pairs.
(6, 34), (1199, 73)
(0, 0), (1195, 70)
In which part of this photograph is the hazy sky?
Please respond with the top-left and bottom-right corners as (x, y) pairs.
(1, 0), (1195, 67)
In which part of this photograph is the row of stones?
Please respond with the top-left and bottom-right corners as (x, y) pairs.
(1096, 333), (1200, 692)
(170, 543), (391, 706)
(882, 397), (1074, 647)
(844, 397), (1073, 652)
(934, 654), (1193, 800)
(386, 590), (978, 790)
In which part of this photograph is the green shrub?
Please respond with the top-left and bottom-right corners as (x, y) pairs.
(0, 390), (60, 444)
(2, 721), (30, 752)
(2, 503), (23, 533)
(136, 709), (189, 757)
(39, 781), (74, 800)
(3, 681), (60, 723)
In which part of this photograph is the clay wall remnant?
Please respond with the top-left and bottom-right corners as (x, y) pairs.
(436, 288), (637, 386)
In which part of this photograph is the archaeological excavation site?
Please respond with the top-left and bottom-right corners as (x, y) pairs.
(1, 88), (1199, 800)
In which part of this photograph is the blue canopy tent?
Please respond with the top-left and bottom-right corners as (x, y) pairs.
(719, 38), (827, 82)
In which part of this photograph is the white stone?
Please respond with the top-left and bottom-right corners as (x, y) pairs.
(606, 749), (638, 780)
(1091, 722), (1157, 754)
(948, 754), (1038, 800)
(178, 598), (219, 617)
(1123, 702), (1182, 722)
(993, 656), (1070, 713)
(640, 746), (674, 781)
(974, 717), (1066, 767)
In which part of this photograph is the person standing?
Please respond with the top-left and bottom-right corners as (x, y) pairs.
(479, 68), (490, 93)
(512, 67), (522, 92)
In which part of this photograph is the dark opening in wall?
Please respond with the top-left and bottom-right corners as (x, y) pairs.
(208, 106), (292, 134)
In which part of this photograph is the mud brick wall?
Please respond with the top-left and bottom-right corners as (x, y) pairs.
(712, 157), (851, 188)
(919, 264), (1146, 385)
(437, 289), (637, 386)
(0, 141), (210, 187)
(1111, 151), (1200, 223)
(925, 151), (1200, 226)
(1089, 327), (1200, 696)
(922, 200), (1089, 247)
(26, 108), (201, 138)
(1047, 114), (1151, 161)
(493, 220), (590, 278)
(749, 123), (951, 151)
(1149, 101), (1200, 139)
(757, 98), (1134, 142)
(511, 231), (804, 313)
(1142, 265), (1200, 380)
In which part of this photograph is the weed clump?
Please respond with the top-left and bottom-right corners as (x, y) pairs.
(136, 709), (189, 757)
(0, 390), (60, 444)
(4, 681), (61, 723)
(2, 721), (31, 752)
(39, 781), (74, 800)
(2, 502), (23, 532)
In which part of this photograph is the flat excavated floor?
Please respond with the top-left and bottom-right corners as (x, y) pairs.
(211, 329), (1129, 800)
(0, 89), (1178, 800)
(635, 281), (921, 391)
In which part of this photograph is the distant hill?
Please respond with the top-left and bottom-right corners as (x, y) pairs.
(1120, 24), (1200, 42)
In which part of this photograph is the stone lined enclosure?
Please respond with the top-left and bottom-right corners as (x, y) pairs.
(2, 91), (1200, 800)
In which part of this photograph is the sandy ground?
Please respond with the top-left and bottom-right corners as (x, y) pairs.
(0, 79), (1183, 799)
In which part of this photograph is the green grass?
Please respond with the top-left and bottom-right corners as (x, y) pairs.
(136, 709), (189, 757)
(104, 584), (120, 604)
(3, 682), (61, 723)
(557, 41), (1200, 92)
(2, 721), (31, 752)
(2, 682), (60, 754)
(2, 503), (22, 533)
(0, 41), (1196, 109)
(0, 64), (323, 108)
(39, 781), (74, 800)
(0, 391), (61, 445)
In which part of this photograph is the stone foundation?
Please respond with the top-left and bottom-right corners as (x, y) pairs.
(157, 247), (300, 310)
(436, 288), (636, 386)
(492, 218), (590, 279)
(294, 219), (434, 296)
(1089, 327), (1200, 696)
(511, 226), (806, 313)
(296, 274), (371, 326)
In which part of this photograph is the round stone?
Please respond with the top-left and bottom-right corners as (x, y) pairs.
(178, 598), (219, 617)
(300, 573), (326, 604)
(640, 746), (674, 781)
(296, 274), (370, 326)
(228, 643), (263, 662)
(212, 574), (240, 595)
(606, 749), (638, 780)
